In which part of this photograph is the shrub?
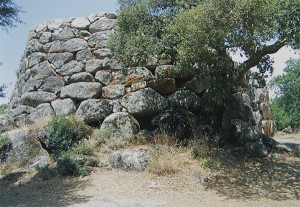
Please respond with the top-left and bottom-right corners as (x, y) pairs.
(0, 104), (8, 114)
(148, 152), (178, 176)
(0, 133), (10, 150)
(56, 155), (88, 177)
(47, 116), (92, 160)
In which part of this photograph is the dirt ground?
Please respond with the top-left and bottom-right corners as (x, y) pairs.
(0, 133), (299, 207)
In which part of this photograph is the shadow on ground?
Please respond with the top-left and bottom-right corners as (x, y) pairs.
(207, 155), (300, 200)
(0, 169), (91, 207)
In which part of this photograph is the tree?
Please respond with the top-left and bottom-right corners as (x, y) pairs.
(0, 0), (23, 97)
(109, 0), (300, 101)
(270, 59), (300, 130)
(0, 0), (23, 30)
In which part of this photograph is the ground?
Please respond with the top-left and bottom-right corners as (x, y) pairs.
(0, 133), (299, 207)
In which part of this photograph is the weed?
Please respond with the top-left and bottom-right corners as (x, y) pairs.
(72, 144), (95, 156)
(148, 152), (178, 175)
(201, 158), (221, 170)
(56, 154), (89, 177)
(47, 116), (92, 160)
(0, 133), (10, 150)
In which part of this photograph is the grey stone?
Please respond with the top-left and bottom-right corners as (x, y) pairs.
(8, 105), (34, 118)
(260, 103), (272, 120)
(88, 31), (112, 48)
(62, 38), (88, 52)
(48, 52), (74, 68)
(28, 103), (55, 123)
(3, 128), (50, 169)
(76, 49), (93, 61)
(53, 27), (75, 40)
(70, 72), (94, 83)
(28, 52), (46, 68)
(75, 99), (112, 124)
(184, 75), (209, 94)
(145, 56), (158, 70)
(106, 58), (123, 70)
(61, 82), (102, 100)
(21, 91), (57, 107)
(58, 60), (84, 76)
(5, 128), (29, 163)
(39, 32), (52, 44)
(28, 61), (55, 80)
(89, 18), (117, 33)
(155, 65), (175, 79)
(131, 81), (147, 92)
(95, 70), (112, 85)
(125, 67), (154, 86)
(168, 90), (201, 111)
(26, 39), (44, 54)
(22, 79), (44, 94)
(102, 84), (125, 99)
(245, 140), (268, 158)
(47, 18), (64, 30)
(71, 17), (91, 29)
(51, 98), (76, 116)
(110, 99), (123, 113)
(147, 78), (177, 94)
(32, 22), (47, 33)
(0, 115), (14, 133)
(94, 48), (111, 59)
(41, 76), (65, 93)
(101, 112), (140, 142)
(45, 41), (63, 53)
(108, 149), (149, 172)
(86, 59), (103, 74)
(121, 88), (168, 117)
(159, 53), (172, 65)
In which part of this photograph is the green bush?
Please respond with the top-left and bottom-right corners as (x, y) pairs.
(0, 104), (8, 114)
(56, 155), (88, 177)
(0, 133), (10, 150)
(47, 116), (92, 160)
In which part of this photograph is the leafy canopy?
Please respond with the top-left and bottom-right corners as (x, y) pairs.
(109, 0), (300, 100)
(0, 0), (23, 30)
(270, 59), (300, 130)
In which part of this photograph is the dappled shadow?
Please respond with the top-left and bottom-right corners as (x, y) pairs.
(0, 169), (91, 207)
(206, 155), (300, 200)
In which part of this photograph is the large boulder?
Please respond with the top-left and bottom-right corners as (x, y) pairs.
(57, 60), (84, 76)
(152, 109), (197, 142)
(102, 84), (125, 99)
(21, 91), (57, 107)
(168, 90), (201, 111)
(61, 82), (102, 100)
(121, 88), (168, 117)
(75, 99), (112, 124)
(51, 98), (76, 116)
(28, 103), (55, 123)
(88, 31), (112, 48)
(48, 52), (74, 68)
(108, 149), (149, 172)
(100, 112), (140, 142)
(147, 78), (177, 94)
(2, 128), (50, 168)
(89, 18), (117, 33)
(62, 38), (88, 52)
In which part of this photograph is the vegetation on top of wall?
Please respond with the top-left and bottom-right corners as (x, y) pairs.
(109, 0), (300, 103)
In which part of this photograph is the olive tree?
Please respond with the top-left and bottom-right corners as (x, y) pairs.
(110, 0), (300, 98)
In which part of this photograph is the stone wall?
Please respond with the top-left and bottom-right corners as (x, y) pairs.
(0, 12), (274, 142)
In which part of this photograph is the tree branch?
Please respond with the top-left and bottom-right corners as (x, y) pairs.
(234, 40), (286, 84)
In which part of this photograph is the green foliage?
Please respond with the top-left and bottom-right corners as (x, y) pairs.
(56, 155), (89, 177)
(71, 144), (95, 156)
(0, 104), (8, 114)
(201, 157), (220, 170)
(0, 133), (9, 150)
(47, 116), (92, 160)
(0, 0), (24, 30)
(110, 0), (300, 102)
(270, 59), (300, 130)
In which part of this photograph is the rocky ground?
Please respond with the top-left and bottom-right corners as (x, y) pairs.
(0, 133), (299, 207)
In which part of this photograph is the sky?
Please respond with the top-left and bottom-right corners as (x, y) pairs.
(0, 0), (299, 104)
